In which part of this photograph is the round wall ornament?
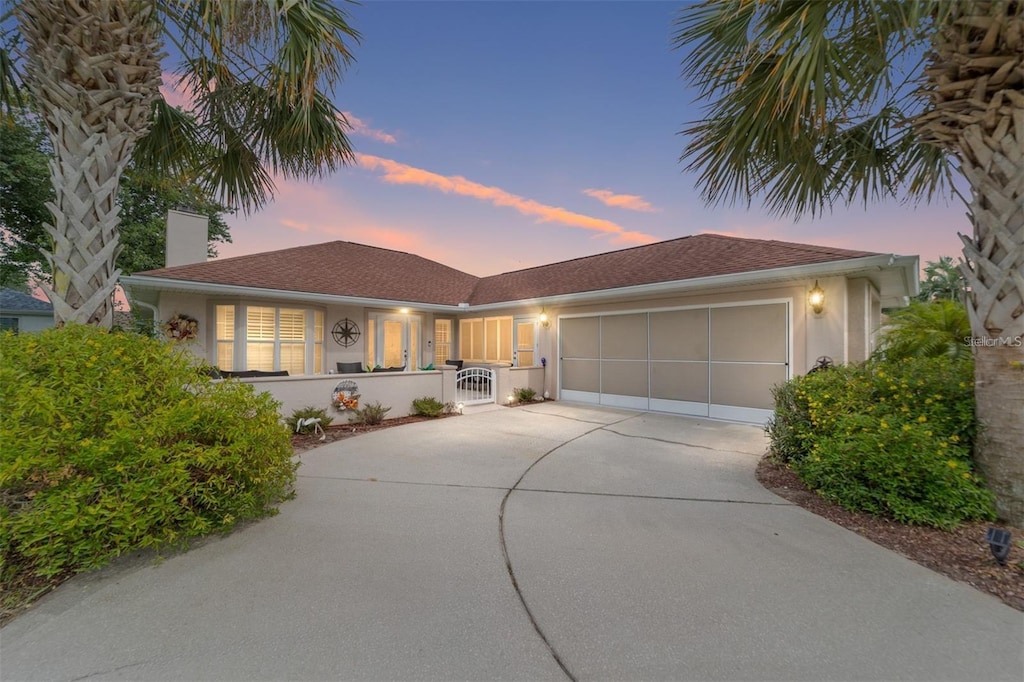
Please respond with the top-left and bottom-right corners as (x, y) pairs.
(332, 380), (360, 411)
(332, 318), (361, 347)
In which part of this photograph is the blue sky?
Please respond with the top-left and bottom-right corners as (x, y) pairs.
(201, 1), (967, 276)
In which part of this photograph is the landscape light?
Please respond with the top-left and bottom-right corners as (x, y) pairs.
(985, 527), (1012, 565)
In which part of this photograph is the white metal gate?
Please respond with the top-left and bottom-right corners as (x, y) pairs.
(455, 367), (495, 405)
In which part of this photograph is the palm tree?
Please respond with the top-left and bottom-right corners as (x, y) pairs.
(917, 256), (968, 302)
(1, 0), (359, 327)
(874, 299), (973, 361)
(673, 0), (1023, 524)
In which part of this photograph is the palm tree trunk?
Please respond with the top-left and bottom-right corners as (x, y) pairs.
(916, 1), (1024, 526)
(959, 116), (1024, 526)
(17, 0), (162, 326)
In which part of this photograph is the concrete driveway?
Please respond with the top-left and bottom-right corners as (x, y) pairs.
(2, 403), (1021, 681)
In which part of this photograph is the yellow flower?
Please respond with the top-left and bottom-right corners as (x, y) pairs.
(880, 420), (888, 429)
(949, 434), (960, 443)
(918, 415), (927, 422)
(902, 424), (912, 432)
(961, 472), (971, 480)
(947, 460), (958, 468)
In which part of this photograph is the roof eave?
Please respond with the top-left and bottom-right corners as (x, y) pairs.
(119, 275), (464, 313)
(122, 253), (919, 313)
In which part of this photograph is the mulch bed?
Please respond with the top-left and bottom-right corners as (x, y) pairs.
(757, 456), (1024, 611)
(291, 413), (458, 453)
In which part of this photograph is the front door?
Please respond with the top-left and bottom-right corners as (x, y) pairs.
(513, 318), (537, 367)
(369, 313), (420, 369)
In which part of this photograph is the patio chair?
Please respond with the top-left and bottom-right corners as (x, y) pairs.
(337, 361), (365, 374)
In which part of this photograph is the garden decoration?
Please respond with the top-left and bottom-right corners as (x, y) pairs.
(332, 380), (360, 411)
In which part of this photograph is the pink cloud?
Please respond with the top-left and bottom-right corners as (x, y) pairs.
(356, 154), (657, 245)
(158, 72), (196, 111)
(582, 188), (657, 213)
(280, 218), (309, 232)
(340, 112), (398, 144)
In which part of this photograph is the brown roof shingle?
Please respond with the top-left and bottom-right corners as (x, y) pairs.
(133, 234), (882, 306)
(466, 234), (879, 304)
(136, 241), (480, 306)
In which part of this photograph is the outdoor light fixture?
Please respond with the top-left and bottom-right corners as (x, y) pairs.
(507, 393), (515, 405)
(808, 281), (825, 315)
(985, 527), (1012, 565)
(399, 307), (410, 314)
(539, 308), (550, 328)
(456, 402), (464, 415)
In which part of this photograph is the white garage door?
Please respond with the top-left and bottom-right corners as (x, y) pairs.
(559, 302), (790, 423)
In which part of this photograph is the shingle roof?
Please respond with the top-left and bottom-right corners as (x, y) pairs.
(468, 234), (879, 304)
(0, 288), (54, 314)
(132, 234), (882, 306)
(135, 241), (481, 306)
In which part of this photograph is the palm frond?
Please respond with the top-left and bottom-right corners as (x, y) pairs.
(674, 0), (955, 219)
(0, 14), (24, 112)
(157, 0), (361, 214)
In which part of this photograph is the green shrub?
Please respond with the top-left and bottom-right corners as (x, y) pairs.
(513, 387), (538, 403)
(411, 396), (446, 418)
(351, 401), (391, 425)
(286, 406), (334, 434)
(794, 413), (995, 529)
(766, 356), (992, 528)
(0, 324), (296, 581)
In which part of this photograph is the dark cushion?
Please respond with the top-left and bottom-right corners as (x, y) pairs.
(337, 362), (365, 374)
(445, 359), (464, 370)
(219, 370), (289, 378)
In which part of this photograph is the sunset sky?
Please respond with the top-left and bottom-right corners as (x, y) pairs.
(177, 1), (968, 277)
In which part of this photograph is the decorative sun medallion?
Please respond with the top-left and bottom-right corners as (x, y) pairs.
(332, 318), (361, 347)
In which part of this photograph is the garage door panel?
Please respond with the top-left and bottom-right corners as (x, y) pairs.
(650, 310), (708, 361)
(710, 305), (787, 362)
(561, 317), (600, 358)
(560, 303), (788, 423)
(650, 361), (708, 402)
(601, 313), (647, 359)
(601, 360), (648, 397)
(563, 359), (600, 392)
(710, 363), (787, 409)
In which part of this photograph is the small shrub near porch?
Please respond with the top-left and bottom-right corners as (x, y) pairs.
(411, 396), (449, 418)
(766, 357), (995, 529)
(0, 325), (296, 584)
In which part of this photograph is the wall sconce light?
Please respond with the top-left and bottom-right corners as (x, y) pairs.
(539, 308), (550, 328)
(808, 281), (825, 315)
(985, 527), (1012, 565)
(399, 307), (410, 314)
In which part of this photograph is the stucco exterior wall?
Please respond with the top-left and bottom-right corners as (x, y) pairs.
(845, 277), (882, 363)
(242, 370), (449, 422)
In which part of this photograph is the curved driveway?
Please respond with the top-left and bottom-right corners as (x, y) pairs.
(3, 403), (1021, 681)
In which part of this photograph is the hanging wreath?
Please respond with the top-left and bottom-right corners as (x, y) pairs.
(163, 314), (199, 341)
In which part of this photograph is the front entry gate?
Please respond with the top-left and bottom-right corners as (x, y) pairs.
(455, 367), (495, 405)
